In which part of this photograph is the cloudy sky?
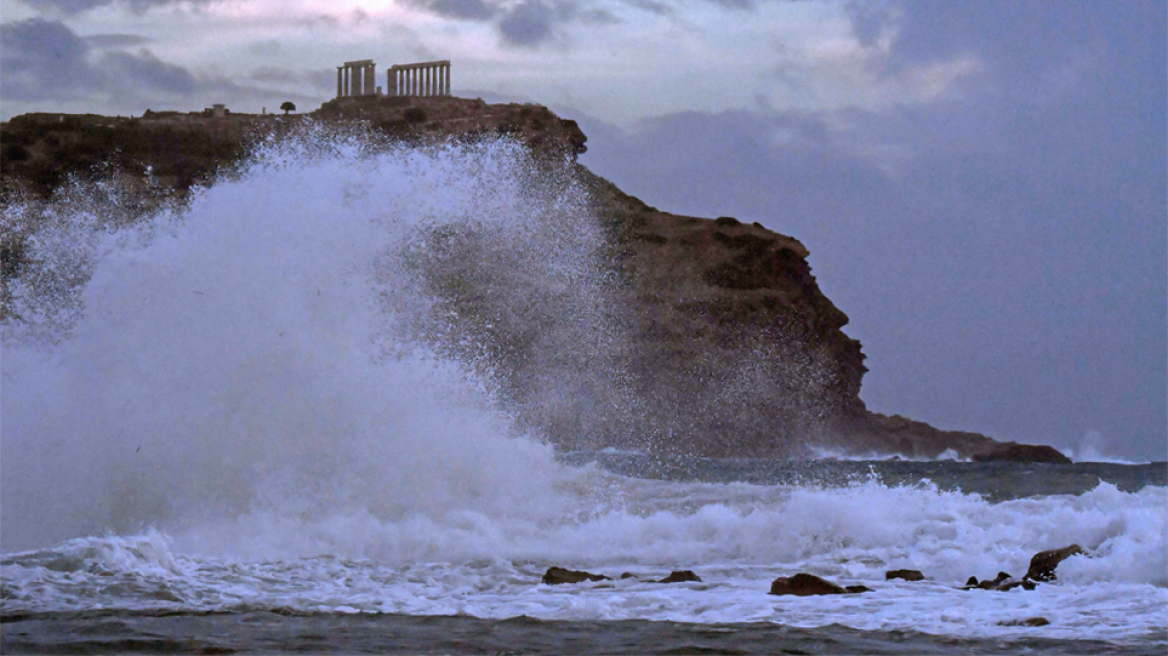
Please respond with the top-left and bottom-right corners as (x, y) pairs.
(2, 0), (1165, 461)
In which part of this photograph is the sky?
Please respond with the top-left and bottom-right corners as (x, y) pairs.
(1, 0), (1165, 461)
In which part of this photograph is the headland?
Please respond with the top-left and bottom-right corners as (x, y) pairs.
(0, 95), (1070, 463)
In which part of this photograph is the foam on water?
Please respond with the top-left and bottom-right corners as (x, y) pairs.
(3, 481), (1165, 642)
(2, 131), (1165, 645)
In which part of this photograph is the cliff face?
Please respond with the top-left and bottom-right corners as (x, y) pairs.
(0, 96), (1069, 463)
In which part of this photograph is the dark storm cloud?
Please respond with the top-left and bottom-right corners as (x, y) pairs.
(576, 2), (1166, 460)
(1, 18), (201, 103)
(1, 18), (100, 100)
(402, 0), (633, 47)
(498, 1), (558, 46)
(403, 0), (498, 21)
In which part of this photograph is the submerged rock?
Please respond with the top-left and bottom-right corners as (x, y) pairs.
(768, 573), (869, 596)
(885, 569), (925, 581)
(657, 570), (702, 583)
(963, 571), (1035, 592)
(998, 617), (1051, 627)
(1025, 544), (1084, 582)
(542, 567), (611, 585)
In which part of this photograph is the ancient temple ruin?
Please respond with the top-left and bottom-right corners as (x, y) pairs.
(337, 60), (378, 97)
(387, 61), (451, 97)
(335, 59), (451, 99)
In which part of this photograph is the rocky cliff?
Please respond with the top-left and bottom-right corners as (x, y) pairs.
(0, 96), (1069, 463)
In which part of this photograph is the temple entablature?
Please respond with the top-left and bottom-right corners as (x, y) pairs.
(387, 60), (451, 97)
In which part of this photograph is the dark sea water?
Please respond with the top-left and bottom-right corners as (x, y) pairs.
(5, 609), (1165, 655)
(2, 132), (1164, 654)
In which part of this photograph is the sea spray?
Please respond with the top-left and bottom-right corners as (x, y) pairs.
(0, 128), (622, 554)
(3, 130), (1165, 649)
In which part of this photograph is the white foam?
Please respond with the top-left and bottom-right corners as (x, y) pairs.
(3, 481), (1164, 643)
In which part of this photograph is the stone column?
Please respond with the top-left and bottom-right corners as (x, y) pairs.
(337, 67), (343, 98)
(445, 62), (451, 95)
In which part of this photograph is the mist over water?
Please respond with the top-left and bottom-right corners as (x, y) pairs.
(1, 130), (616, 554)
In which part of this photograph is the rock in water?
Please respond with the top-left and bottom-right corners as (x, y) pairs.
(998, 617), (1051, 627)
(980, 572), (1013, 590)
(885, 569), (925, 581)
(1025, 544), (1084, 582)
(768, 573), (868, 596)
(657, 570), (702, 583)
(964, 571), (1035, 591)
(542, 567), (611, 585)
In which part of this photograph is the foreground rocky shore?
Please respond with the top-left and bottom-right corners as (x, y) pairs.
(541, 543), (1087, 629)
(0, 95), (1069, 462)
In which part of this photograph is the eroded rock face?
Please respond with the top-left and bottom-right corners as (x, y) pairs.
(0, 98), (1071, 462)
(768, 573), (868, 596)
(1025, 544), (1085, 582)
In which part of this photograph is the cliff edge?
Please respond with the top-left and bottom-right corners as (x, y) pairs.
(0, 96), (1069, 463)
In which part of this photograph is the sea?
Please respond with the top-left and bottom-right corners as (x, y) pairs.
(2, 128), (1165, 655)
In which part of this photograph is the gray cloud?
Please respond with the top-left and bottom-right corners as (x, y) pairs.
(403, 0), (498, 20)
(1, 18), (200, 104)
(1, 18), (100, 101)
(243, 66), (336, 95)
(700, 0), (755, 9)
(248, 40), (283, 56)
(246, 66), (303, 84)
(20, 0), (217, 15)
(101, 49), (196, 95)
(84, 33), (153, 49)
(843, 0), (894, 46)
(574, 3), (1166, 460)
(499, 1), (558, 46)
(402, 0), (636, 47)
(18, 0), (112, 13)
(624, 0), (671, 15)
